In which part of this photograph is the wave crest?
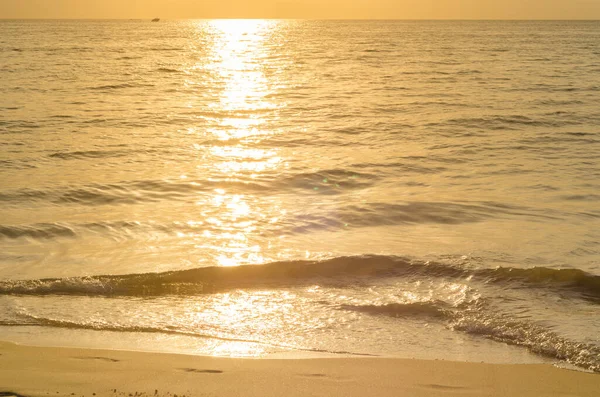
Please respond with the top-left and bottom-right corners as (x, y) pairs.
(0, 256), (598, 300)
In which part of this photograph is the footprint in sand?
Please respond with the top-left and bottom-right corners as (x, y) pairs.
(179, 368), (223, 374)
(74, 356), (121, 363)
(420, 384), (468, 390)
(299, 373), (327, 377)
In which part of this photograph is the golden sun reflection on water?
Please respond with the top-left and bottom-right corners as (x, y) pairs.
(187, 20), (285, 271)
(186, 290), (303, 357)
(207, 19), (280, 114)
(173, 20), (292, 358)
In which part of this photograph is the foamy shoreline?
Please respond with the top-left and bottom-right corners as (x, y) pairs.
(1, 341), (598, 397)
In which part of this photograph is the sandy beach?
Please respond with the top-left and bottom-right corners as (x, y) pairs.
(1, 341), (598, 397)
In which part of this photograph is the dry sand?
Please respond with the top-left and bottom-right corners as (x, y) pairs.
(0, 341), (598, 397)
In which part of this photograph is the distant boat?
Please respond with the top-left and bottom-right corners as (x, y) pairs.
(151, 18), (160, 22)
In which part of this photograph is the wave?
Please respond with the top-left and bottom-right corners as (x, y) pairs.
(0, 221), (150, 240)
(485, 266), (600, 300)
(0, 180), (217, 206)
(0, 256), (598, 300)
(561, 194), (600, 202)
(0, 174), (370, 205)
(564, 132), (596, 137)
(0, 120), (41, 131)
(0, 198), (557, 241)
(0, 173), (333, 203)
(282, 202), (503, 235)
(6, 313), (248, 342)
(149, 47), (181, 52)
(281, 169), (378, 191)
(87, 83), (154, 91)
(427, 115), (576, 130)
(116, 56), (142, 60)
(48, 150), (130, 160)
(518, 133), (599, 145)
(341, 300), (600, 372)
(349, 161), (447, 174)
(0, 223), (77, 240)
(7, 297), (598, 371)
(0, 183), (559, 234)
(3, 314), (375, 357)
(156, 67), (181, 73)
(450, 305), (600, 373)
(0, 159), (37, 170)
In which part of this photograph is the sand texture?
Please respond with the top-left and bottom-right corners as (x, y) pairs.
(0, 341), (598, 397)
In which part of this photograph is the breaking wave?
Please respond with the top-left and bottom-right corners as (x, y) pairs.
(341, 299), (600, 372)
(0, 256), (598, 300)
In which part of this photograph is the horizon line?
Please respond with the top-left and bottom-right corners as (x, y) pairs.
(1, 18), (600, 21)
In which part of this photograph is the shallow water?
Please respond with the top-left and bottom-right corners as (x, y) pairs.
(0, 20), (599, 371)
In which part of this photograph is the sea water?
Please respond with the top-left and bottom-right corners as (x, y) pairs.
(0, 20), (599, 371)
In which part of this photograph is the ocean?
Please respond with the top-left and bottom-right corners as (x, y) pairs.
(0, 19), (599, 372)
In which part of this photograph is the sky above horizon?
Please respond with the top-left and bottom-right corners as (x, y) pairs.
(1, 0), (600, 19)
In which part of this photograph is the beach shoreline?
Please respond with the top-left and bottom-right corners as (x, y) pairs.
(1, 18), (599, 397)
(1, 340), (598, 397)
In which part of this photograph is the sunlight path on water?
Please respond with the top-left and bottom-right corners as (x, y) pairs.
(186, 20), (287, 268)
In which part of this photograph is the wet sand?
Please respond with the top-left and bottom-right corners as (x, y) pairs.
(0, 341), (598, 397)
